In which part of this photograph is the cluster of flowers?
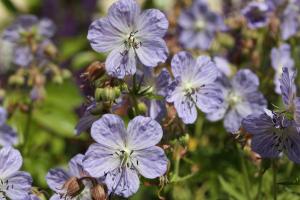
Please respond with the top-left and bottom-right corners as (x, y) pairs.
(0, 15), (69, 101)
(1, 0), (300, 199)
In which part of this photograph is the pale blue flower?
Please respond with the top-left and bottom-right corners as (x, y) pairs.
(0, 147), (32, 199)
(207, 69), (267, 133)
(0, 107), (18, 146)
(280, 0), (300, 40)
(46, 154), (102, 200)
(83, 114), (168, 198)
(178, 0), (225, 50)
(167, 51), (222, 124)
(87, 0), (169, 78)
(2, 15), (56, 67)
(242, 1), (271, 29)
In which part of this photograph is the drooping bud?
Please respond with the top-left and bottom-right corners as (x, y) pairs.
(61, 177), (85, 199)
(91, 183), (108, 200)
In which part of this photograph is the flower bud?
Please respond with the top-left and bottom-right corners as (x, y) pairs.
(95, 87), (121, 102)
(8, 75), (25, 85)
(62, 177), (85, 198)
(137, 102), (147, 114)
(91, 183), (108, 200)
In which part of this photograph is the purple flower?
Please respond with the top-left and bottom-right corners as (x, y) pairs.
(83, 114), (168, 198)
(279, 67), (300, 125)
(2, 15), (56, 67)
(0, 147), (32, 199)
(280, 0), (300, 40)
(0, 107), (18, 146)
(270, 44), (295, 94)
(207, 69), (267, 133)
(87, 0), (169, 78)
(75, 102), (100, 135)
(178, 0), (225, 50)
(242, 1), (271, 29)
(136, 68), (171, 120)
(166, 51), (222, 124)
(46, 154), (98, 199)
(242, 110), (300, 163)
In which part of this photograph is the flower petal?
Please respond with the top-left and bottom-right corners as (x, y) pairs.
(91, 114), (126, 149)
(13, 46), (33, 67)
(83, 143), (120, 178)
(68, 154), (86, 178)
(231, 69), (259, 94)
(0, 107), (7, 126)
(242, 112), (274, 135)
(0, 124), (18, 146)
(224, 109), (242, 133)
(251, 133), (280, 158)
(46, 168), (70, 192)
(107, 0), (140, 33)
(280, 67), (296, 107)
(105, 168), (140, 198)
(105, 45), (137, 78)
(136, 38), (168, 67)
(136, 9), (168, 38)
(194, 55), (218, 85)
(4, 171), (32, 200)
(132, 146), (167, 179)
(0, 147), (22, 178)
(87, 18), (124, 52)
(174, 95), (197, 124)
(38, 18), (56, 38)
(193, 85), (223, 113)
(126, 116), (163, 150)
(171, 51), (195, 78)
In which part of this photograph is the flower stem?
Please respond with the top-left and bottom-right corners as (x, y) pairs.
(272, 159), (277, 200)
(22, 100), (33, 155)
(195, 112), (204, 137)
(236, 144), (251, 200)
(256, 165), (264, 200)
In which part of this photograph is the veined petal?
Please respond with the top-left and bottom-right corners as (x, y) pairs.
(132, 146), (167, 179)
(294, 97), (300, 126)
(174, 96), (197, 124)
(193, 85), (223, 113)
(224, 109), (242, 133)
(46, 168), (70, 192)
(171, 51), (195, 78)
(0, 147), (22, 178)
(251, 133), (280, 158)
(87, 18), (124, 52)
(107, 0), (140, 33)
(0, 125), (18, 146)
(83, 143), (120, 177)
(232, 69), (259, 94)
(126, 116), (163, 150)
(105, 45), (137, 78)
(91, 114), (126, 149)
(105, 168), (140, 198)
(4, 171), (32, 200)
(280, 67), (296, 107)
(68, 154), (86, 178)
(194, 55), (218, 85)
(242, 112), (274, 135)
(136, 9), (168, 38)
(136, 38), (168, 67)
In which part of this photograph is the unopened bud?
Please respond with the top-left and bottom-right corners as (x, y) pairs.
(137, 102), (147, 114)
(44, 42), (57, 58)
(62, 177), (85, 198)
(95, 87), (121, 102)
(53, 75), (63, 84)
(91, 184), (108, 200)
(8, 75), (25, 85)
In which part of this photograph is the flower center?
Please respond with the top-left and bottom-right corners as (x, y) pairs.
(228, 91), (242, 106)
(124, 31), (141, 50)
(116, 148), (133, 168)
(194, 19), (206, 31)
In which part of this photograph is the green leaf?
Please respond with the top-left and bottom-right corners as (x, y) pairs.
(218, 176), (246, 200)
